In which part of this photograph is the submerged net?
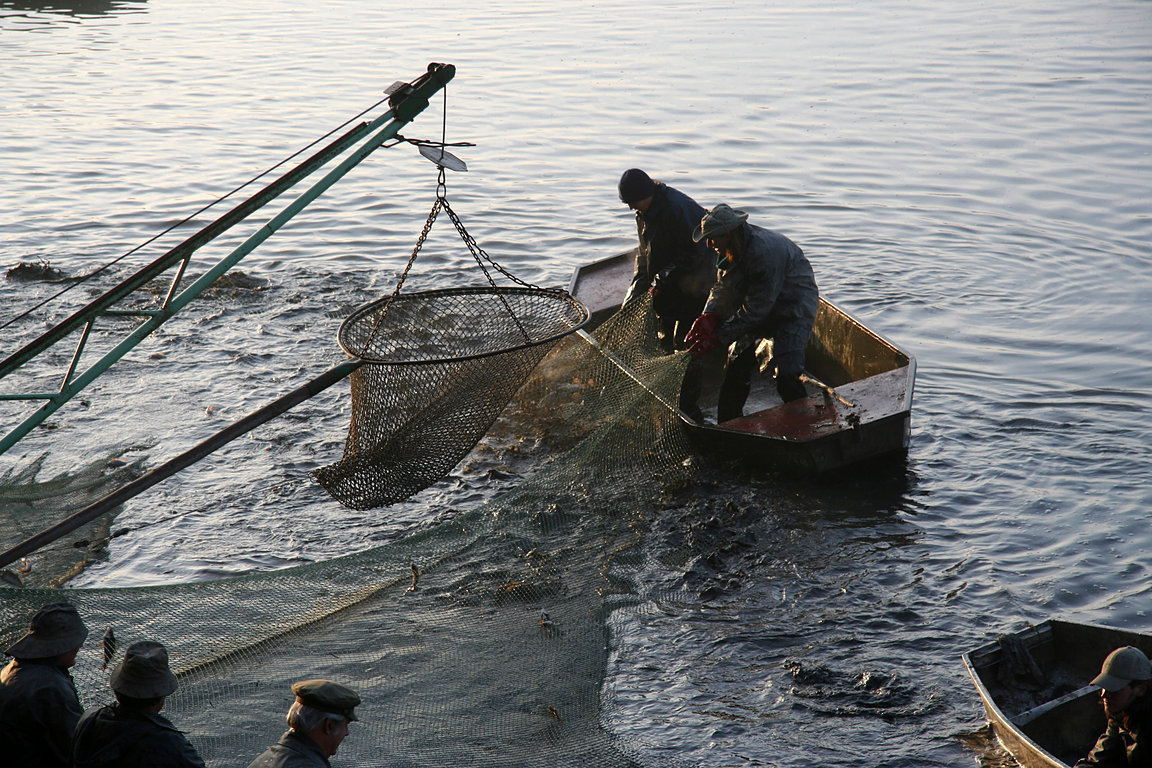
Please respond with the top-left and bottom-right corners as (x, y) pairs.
(1, 296), (699, 768)
(315, 286), (589, 509)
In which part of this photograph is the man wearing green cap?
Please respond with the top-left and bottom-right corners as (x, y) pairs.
(72, 640), (205, 768)
(685, 203), (819, 420)
(246, 678), (361, 767)
(0, 602), (88, 768)
(1075, 645), (1152, 767)
(617, 168), (715, 354)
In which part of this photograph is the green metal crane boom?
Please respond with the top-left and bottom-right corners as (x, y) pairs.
(0, 63), (455, 458)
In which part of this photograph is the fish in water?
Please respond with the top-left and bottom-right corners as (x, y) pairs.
(99, 628), (116, 671)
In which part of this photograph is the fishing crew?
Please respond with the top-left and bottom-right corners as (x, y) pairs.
(617, 168), (716, 354)
(72, 640), (206, 767)
(685, 203), (819, 421)
(1075, 646), (1152, 767)
(246, 678), (361, 768)
(0, 602), (88, 768)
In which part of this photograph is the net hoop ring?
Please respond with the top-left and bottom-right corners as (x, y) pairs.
(337, 285), (591, 366)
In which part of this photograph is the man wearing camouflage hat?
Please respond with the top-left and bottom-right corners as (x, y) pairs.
(0, 601), (88, 768)
(72, 640), (205, 768)
(246, 678), (361, 767)
(685, 203), (819, 420)
(1076, 645), (1152, 766)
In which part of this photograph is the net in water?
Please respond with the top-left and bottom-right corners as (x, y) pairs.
(1, 296), (698, 768)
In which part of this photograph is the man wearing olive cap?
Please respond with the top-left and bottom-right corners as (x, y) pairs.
(245, 678), (361, 767)
(1076, 645), (1152, 767)
(685, 203), (819, 419)
(72, 640), (205, 768)
(0, 602), (88, 768)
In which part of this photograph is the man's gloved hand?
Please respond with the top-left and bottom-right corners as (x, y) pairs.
(685, 312), (721, 358)
(649, 269), (671, 297)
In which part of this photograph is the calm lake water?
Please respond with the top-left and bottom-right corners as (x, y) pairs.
(1, 1), (1150, 766)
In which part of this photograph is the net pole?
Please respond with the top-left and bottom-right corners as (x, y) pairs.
(0, 358), (362, 570)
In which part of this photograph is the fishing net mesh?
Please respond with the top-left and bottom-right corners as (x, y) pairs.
(315, 286), (590, 510)
(1, 296), (699, 768)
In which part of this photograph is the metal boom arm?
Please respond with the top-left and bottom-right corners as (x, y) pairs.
(0, 63), (455, 457)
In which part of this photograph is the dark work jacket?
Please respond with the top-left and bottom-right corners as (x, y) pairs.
(245, 729), (332, 768)
(72, 704), (206, 768)
(703, 222), (819, 354)
(625, 182), (714, 317)
(1076, 695), (1152, 767)
(0, 657), (84, 768)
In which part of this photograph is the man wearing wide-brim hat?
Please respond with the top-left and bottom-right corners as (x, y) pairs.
(0, 601), (88, 768)
(1075, 645), (1152, 766)
(684, 203), (819, 420)
(72, 640), (206, 768)
(246, 678), (361, 767)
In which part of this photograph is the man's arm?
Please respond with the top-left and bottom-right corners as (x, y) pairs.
(1074, 723), (1129, 767)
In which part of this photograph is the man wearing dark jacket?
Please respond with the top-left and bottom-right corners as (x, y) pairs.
(0, 602), (88, 768)
(1076, 646), (1152, 767)
(618, 168), (715, 352)
(246, 678), (361, 768)
(686, 203), (819, 421)
(72, 640), (205, 768)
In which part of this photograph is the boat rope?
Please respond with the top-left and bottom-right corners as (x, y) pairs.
(1, 96), (393, 333)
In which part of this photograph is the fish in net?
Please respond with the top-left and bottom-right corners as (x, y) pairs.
(315, 286), (590, 509)
(1, 296), (699, 768)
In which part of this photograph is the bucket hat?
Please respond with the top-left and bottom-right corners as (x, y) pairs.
(692, 203), (748, 243)
(5, 602), (88, 659)
(111, 641), (179, 698)
(1092, 646), (1152, 692)
(618, 168), (656, 205)
(293, 678), (361, 722)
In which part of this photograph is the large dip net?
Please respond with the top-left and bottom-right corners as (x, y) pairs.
(0, 295), (698, 768)
(316, 285), (589, 509)
(315, 185), (590, 510)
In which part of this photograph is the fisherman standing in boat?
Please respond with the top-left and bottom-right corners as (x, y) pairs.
(1075, 646), (1152, 767)
(685, 203), (819, 421)
(246, 678), (360, 768)
(617, 169), (715, 353)
(0, 602), (88, 768)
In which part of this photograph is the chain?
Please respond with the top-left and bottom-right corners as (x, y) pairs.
(357, 85), (560, 353)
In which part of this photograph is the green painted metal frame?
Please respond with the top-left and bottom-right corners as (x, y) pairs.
(0, 63), (455, 458)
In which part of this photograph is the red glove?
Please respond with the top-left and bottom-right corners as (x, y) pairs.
(685, 313), (721, 358)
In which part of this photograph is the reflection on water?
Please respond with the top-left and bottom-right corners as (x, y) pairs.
(1, 0), (1150, 765)
(0, 0), (146, 30)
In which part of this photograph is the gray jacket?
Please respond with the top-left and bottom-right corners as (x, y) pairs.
(246, 729), (332, 768)
(703, 222), (818, 353)
(0, 658), (84, 768)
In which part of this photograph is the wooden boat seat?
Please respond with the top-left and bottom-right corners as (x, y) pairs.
(1011, 684), (1100, 728)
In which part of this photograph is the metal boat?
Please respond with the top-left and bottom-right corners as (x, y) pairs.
(962, 619), (1152, 767)
(569, 250), (915, 472)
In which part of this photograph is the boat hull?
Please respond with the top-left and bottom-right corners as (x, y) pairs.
(962, 619), (1152, 768)
(569, 251), (915, 472)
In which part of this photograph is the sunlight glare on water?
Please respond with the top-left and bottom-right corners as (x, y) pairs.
(1, 0), (1151, 765)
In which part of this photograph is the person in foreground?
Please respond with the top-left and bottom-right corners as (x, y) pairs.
(0, 602), (88, 768)
(617, 168), (715, 352)
(684, 203), (819, 422)
(1075, 646), (1152, 767)
(246, 678), (361, 768)
(72, 640), (206, 768)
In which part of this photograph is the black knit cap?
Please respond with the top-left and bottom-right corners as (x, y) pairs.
(618, 168), (657, 204)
